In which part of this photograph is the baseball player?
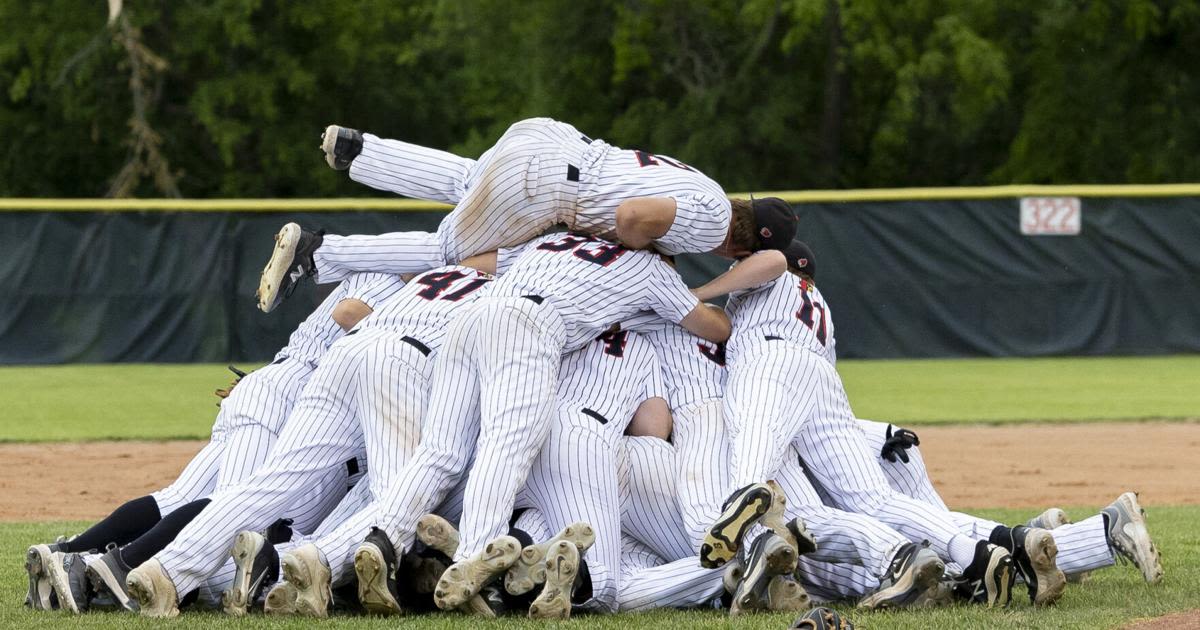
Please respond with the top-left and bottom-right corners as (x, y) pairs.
(255, 117), (799, 312)
(707, 239), (1020, 608)
(24, 272), (403, 614)
(349, 234), (783, 614)
(123, 260), (498, 617)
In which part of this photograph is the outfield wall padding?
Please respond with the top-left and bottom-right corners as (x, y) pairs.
(1, 196), (1197, 363)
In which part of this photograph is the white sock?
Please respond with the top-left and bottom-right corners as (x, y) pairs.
(948, 535), (980, 569)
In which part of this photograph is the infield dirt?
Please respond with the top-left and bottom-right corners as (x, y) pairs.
(1, 421), (1196, 522)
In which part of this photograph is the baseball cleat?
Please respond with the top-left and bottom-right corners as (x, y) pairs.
(24, 544), (57, 611)
(354, 529), (403, 615)
(791, 606), (856, 629)
(857, 542), (945, 610)
(505, 521), (595, 596)
(413, 554), (449, 595)
(911, 576), (957, 608)
(730, 531), (800, 616)
(263, 580), (299, 615)
(86, 544), (137, 612)
(722, 552), (747, 595)
(222, 530), (280, 616)
(1008, 526), (1066, 606)
(125, 559), (180, 618)
(434, 535), (521, 610)
(954, 542), (1015, 608)
(1027, 507), (1072, 531)
(416, 514), (461, 558)
(762, 481), (801, 553)
(256, 223), (323, 313)
(320, 125), (364, 170)
(701, 483), (773, 568)
(1102, 492), (1164, 584)
(528, 541), (579, 620)
(47, 552), (92, 614)
(766, 575), (812, 612)
(281, 543), (333, 617)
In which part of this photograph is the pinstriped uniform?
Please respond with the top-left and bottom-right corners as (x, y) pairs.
(517, 331), (661, 612)
(374, 233), (700, 563)
(725, 272), (980, 567)
(150, 272), (403, 516)
(853, 419), (1115, 577)
(329, 118), (728, 277)
(153, 267), (492, 595)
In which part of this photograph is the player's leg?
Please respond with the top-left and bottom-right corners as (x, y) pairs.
(618, 436), (696, 562)
(617, 536), (725, 611)
(672, 398), (731, 551)
(794, 557), (880, 603)
(436, 299), (564, 608)
(346, 132), (478, 204)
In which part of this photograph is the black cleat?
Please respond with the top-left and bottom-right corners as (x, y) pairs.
(354, 527), (403, 615)
(701, 483), (773, 568)
(47, 552), (92, 614)
(954, 542), (1016, 608)
(857, 542), (945, 610)
(1007, 526), (1066, 605)
(320, 125), (364, 170)
(256, 223), (324, 313)
(222, 530), (280, 616)
(85, 544), (137, 612)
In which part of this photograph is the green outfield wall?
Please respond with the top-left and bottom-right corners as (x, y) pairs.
(2, 186), (1198, 363)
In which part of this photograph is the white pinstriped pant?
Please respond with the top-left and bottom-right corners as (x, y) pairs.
(726, 340), (974, 565)
(853, 419), (1116, 577)
(375, 296), (566, 560)
(670, 398), (731, 552)
(340, 118), (597, 268)
(155, 329), (427, 595)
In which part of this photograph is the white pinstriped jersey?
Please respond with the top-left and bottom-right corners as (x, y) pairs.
(631, 319), (726, 410)
(273, 272), (407, 366)
(354, 265), (495, 350)
(725, 271), (836, 362)
(488, 233), (700, 352)
(576, 143), (731, 253)
(556, 330), (663, 429)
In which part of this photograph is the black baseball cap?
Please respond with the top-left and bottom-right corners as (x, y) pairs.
(751, 196), (798, 251)
(781, 239), (816, 278)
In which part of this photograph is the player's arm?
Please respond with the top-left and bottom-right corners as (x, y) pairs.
(332, 300), (373, 331)
(460, 251), (498, 275)
(691, 250), (787, 302)
(330, 272), (411, 331)
(626, 397), (672, 440)
(647, 262), (732, 343)
(615, 197), (676, 250)
(678, 303), (731, 343)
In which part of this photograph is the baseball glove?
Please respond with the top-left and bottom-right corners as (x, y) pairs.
(214, 365), (248, 407)
(880, 425), (921, 464)
(791, 607), (855, 630)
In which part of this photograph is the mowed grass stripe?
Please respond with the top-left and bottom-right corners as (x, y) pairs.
(0, 355), (1198, 442)
(2, 506), (1195, 628)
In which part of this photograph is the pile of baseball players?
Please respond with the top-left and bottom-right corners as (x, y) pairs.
(23, 118), (1164, 624)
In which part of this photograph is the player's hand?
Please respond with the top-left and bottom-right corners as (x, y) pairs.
(879, 425), (920, 464)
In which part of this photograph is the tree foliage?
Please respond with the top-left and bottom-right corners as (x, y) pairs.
(1, 0), (1197, 197)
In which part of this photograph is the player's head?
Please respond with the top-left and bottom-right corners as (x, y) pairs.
(716, 196), (798, 258)
(781, 239), (817, 279)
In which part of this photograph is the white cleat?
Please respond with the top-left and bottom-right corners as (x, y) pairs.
(416, 514), (461, 558)
(434, 535), (520, 610)
(528, 541), (580, 620)
(125, 559), (180, 618)
(1103, 492), (1165, 584)
(505, 522), (595, 596)
(263, 580), (299, 615)
(281, 544), (332, 618)
(24, 545), (56, 611)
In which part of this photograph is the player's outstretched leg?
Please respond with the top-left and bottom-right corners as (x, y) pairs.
(257, 223), (324, 313)
(221, 530), (280, 616)
(1102, 492), (1164, 583)
(701, 483), (773, 568)
(951, 542), (1016, 608)
(354, 527), (404, 615)
(728, 531), (801, 616)
(126, 559), (180, 618)
(434, 534), (521, 610)
(272, 544), (333, 617)
(506, 522), (596, 596)
(528, 541), (582, 620)
(86, 544), (137, 612)
(857, 542), (945, 610)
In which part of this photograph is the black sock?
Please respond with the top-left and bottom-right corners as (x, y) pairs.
(119, 499), (210, 568)
(508, 527), (535, 549)
(60, 495), (162, 553)
(989, 525), (1016, 552)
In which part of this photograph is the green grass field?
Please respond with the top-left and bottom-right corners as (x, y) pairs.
(1, 356), (1197, 628)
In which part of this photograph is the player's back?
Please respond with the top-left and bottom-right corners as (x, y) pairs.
(725, 271), (835, 362)
(637, 319), (727, 410)
(491, 233), (699, 352)
(358, 265), (494, 351)
(275, 272), (406, 367)
(556, 330), (660, 430)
